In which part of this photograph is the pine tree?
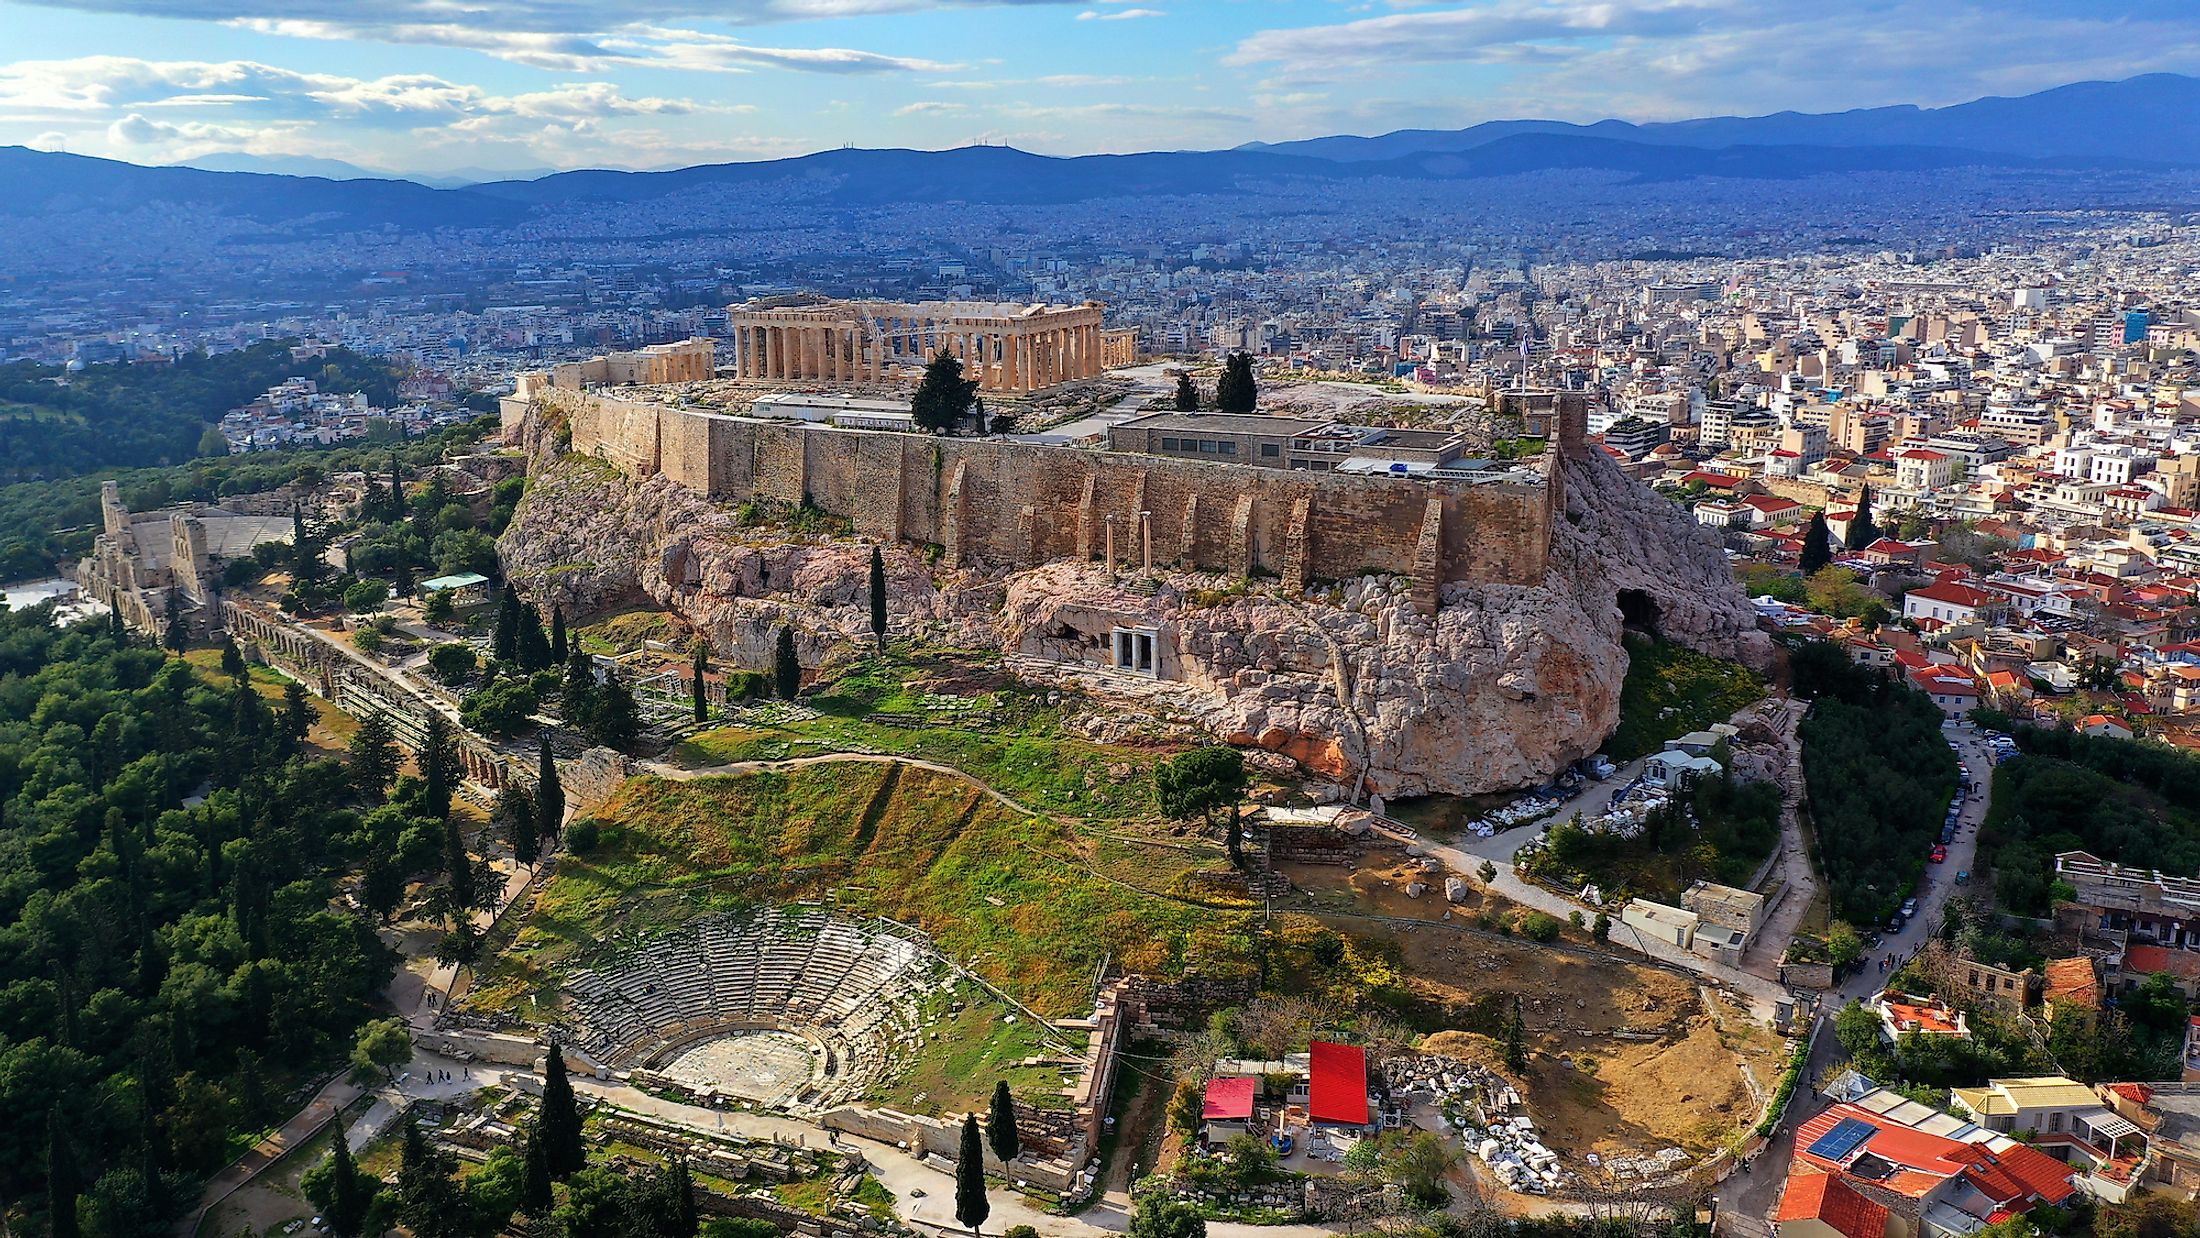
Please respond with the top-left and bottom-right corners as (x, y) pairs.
(349, 710), (398, 800)
(955, 1112), (990, 1234)
(774, 626), (801, 700)
(1799, 513), (1834, 574)
(540, 1042), (587, 1178)
(442, 815), (475, 911)
(537, 739), (565, 844)
(869, 546), (889, 653)
(326, 1118), (370, 1238)
(562, 648), (597, 733)
(163, 585), (188, 654)
(987, 1080), (1020, 1164)
(666, 1156), (698, 1237)
(396, 1113), (464, 1238)
(48, 1106), (79, 1238)
(692, 640), (710, 725)
(1846, 483), (1880, 552)
(392, 559), (415, 601)
(493, 585), (522, 664)
(1173, 370), (1199, 411)
(912, 350), (979, 435)
(421, 711), (460, 820)
(550, 605), (568, 662)
(1214, 352), (1257, 414)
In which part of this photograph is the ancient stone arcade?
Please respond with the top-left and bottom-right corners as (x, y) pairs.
(224, 598), (514, 790)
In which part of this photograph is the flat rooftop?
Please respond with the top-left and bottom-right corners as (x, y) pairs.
(1115, 412), (1335, 435)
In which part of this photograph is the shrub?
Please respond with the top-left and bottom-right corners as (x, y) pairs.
(427, 642), (477, 685)
(564, 818), (600, 853)
(1517, 912), (1562, 942)
(462, 676), (539, 737)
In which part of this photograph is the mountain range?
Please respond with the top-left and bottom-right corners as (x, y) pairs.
(4, 73), (2195, 230)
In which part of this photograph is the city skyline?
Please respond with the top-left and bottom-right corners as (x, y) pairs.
(2, 0), (2200, 176)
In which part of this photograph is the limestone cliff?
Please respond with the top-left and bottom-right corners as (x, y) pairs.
(500, 440), (1768, 798)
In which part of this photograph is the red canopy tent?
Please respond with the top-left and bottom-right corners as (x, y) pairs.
(1307, 1040), (1369, 1126)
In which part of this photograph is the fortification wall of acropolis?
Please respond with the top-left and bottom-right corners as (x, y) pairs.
(533, 388), (1574, 605)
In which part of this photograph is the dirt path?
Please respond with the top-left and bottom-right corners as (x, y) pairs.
(647, 750), (1057, 822)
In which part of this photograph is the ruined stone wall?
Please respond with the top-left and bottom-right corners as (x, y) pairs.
(542, 390), (1557, 593)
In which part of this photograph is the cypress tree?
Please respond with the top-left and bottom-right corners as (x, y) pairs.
(1214, 352), (1257, 413)
(388, 454), (405, 521)
(442, 815), (475, 912)
(868, 546), (888, 653)
(562, 648), (596, 732)
(421, 712), (459, 821)
(692, 640), (709, 725)
(1173, 370), (1199, 411)
(666, 1156), (698, 1237)
(349, 710), (398, 800)
(326, 1118), (370, 1238)
(220, 635), (246, 679)
(517, 601), (551, 671)
(1799, 513), (1833, 574)
(954, 1113), (990, 1234)
(537, 739), (564, 843)
(521, 1124), (554, 1214)
(773, 626), (801, 701)
(987, 1080), (1019, 1164)
(163, 585), (188, 654)
(109, 604), (126, 646)
(540, 1042), (587, 1178)
(283, 680), (313, 750)
(586, 668), (641, 751)
(550, 605), (568, 662)
(501, 783), (540, 866)
(1502, 995), (1528, 1073)
(493, 585), (522, 664)
(48, 1106), (79, 1238)
(1846, 483), (1881, 551)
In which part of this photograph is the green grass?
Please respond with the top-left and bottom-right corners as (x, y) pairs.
(864, 988), (1069, 1115)
(1604, 634), (1763, 762)
(673, 651), (1179, 821)
(473, 762), (1257, 1019)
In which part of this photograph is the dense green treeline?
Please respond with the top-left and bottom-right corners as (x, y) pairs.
(0, 341), (403, 486)
(0, 606), (397, 1236)
(1985, 726), (2200, 915)
(1791, 640), (1958, 922)
(0, 416), (495, 583)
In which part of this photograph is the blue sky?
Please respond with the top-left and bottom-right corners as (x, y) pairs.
(2, 0), (2198, 175)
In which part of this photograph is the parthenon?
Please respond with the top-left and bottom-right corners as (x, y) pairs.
(729, 298), (1107, 393)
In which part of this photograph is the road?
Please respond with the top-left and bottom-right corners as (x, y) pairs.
(1712, 721), (1997, 1227)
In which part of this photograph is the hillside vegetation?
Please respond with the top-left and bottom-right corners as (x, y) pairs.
(1985, 726), (2200, 914)
(0, 340), (402, 486)
(1604, 634), (1762, 762)
(1792, 640), (1958, 922)
(479, 762), (1257, 1017)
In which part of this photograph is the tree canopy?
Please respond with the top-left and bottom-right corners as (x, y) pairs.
(912, 351), (980, 434)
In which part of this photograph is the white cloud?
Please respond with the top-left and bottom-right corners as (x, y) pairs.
(1076, 7), (1160, 19)
(893, 100), (968, 116)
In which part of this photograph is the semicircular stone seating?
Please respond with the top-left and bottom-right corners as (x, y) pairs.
(561, 907), (946, 1110)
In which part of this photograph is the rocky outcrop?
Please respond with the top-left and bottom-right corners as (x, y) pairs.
(500, 436), (1769, 798)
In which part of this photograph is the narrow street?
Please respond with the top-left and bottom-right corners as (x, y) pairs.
(1711, 722), (1998, 1227)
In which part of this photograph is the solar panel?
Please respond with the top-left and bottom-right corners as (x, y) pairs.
(1807, 1117), (1878, 1163)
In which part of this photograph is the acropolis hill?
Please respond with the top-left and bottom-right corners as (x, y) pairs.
(499, 334), (1771, 797)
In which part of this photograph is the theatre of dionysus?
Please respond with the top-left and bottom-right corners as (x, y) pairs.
(728, 298), (1108, 392)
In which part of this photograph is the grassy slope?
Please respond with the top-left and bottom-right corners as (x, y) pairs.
(478, 762), (1256, 1019)
(1604, 634), (1763, 762)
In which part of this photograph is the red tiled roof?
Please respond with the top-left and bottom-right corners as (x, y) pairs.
(1777, 1169), (1890, 1238)
(1307, 1040), (1369, 1126)
(1909, 581), (1996, 609)
(2045, 957), (2100, 1008)
(1202, 1076), (1257, 1121)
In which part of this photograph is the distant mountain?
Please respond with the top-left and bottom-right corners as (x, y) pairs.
(415, 165), (560, 189)
(178, 152), (386, 180)
(1241, 73), (2200, 166)
(2, 74), (2186, 234)
(0, 146), (524, 229)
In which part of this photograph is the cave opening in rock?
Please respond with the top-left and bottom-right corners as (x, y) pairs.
(1618, 588), (1662, 636)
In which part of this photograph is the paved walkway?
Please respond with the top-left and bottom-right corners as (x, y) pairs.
(177, 1072), (363, 1237)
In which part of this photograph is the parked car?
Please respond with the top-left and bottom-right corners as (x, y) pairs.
(1956, 870), (1970, 885)
(1931, 846), (1947, 863)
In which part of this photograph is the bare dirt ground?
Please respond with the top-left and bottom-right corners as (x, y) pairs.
(1280, 855), (1785, 1164)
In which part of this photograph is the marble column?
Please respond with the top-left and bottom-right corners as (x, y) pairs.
(764, 326), (779, 379)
